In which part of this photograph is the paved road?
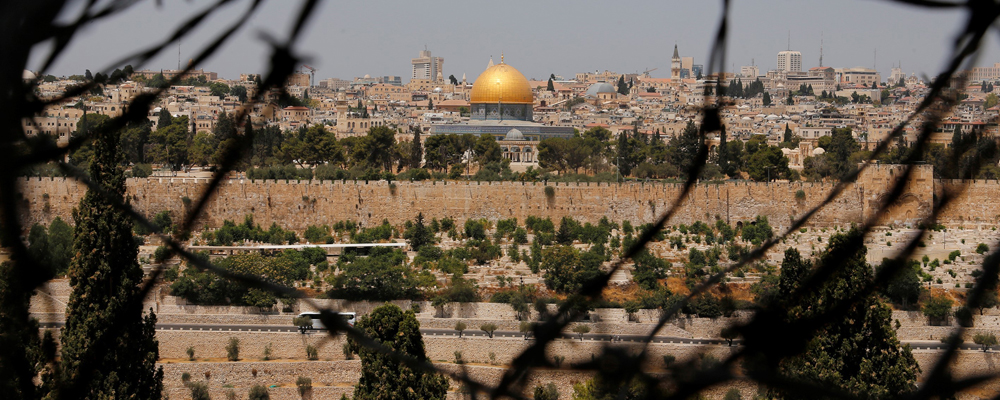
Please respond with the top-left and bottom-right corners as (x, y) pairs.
(36, 322), (984, 350)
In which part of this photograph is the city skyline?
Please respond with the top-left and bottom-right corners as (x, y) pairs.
(30, 0), (999, 83)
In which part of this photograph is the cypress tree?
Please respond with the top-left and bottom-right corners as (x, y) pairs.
(547, 77), (555, 92)
(350, 304), (447, 400)
(156, 108), (172, 130)
(410, 126), (423, 169)
(58, 122), (163, 400)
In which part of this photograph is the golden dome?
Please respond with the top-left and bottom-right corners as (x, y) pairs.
(470, 61), (533, 104)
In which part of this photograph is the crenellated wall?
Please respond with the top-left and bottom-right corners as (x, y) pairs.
(14, 165), (947, 232)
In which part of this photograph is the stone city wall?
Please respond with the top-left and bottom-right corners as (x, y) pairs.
(14, 165), (942, 233)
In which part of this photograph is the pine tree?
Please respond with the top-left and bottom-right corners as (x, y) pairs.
(350, 304), (447, 400)
(58, 123), (163, 400)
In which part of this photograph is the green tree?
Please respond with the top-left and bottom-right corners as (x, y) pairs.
(209, 81), (230, 98)
(47, 217), (74, 276)
(355, 126), (397, 171)
(541, 245), (601, 293)
(776, 229), (919, 399)
(58, 123), (163, 400)
(230, 85), (248, 102)
(330, 248), (419, 300)
(617, 75), (629, 95)
(409, 126), (423, 169)
(480, 322), (498, 338)
(974, 333), (998, 352)
(156, 108), (173, 130)
(762, 91), (772, 106)
(403, 213), (434, 251)
(983, 93), (1000, 109)
(350, 304), (448, 400)
(547, 78), (555, 91)
(0, 258), (54, 400)
(879, 258), (922, 309)
(923, 294), (953, 326)
(147, 116), (191, 169)
(615, 131), (644, 177)
(777, 248), (810, 296)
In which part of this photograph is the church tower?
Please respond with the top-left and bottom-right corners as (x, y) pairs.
(671, 44), (681, 81)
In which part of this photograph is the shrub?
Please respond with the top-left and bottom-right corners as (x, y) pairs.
(544, 186), (555, 199)
(181, 372), (191, 382)
(186, 346), (195, 361)
(189, 382), (211, 400)
(296, 376), (313, 398)
(552, 355), (565, 367)
(153, 245), (170, 263)
(305, 344), (318, 360)
(795, 189), (805, 200)
(131, 163), (152, 178)
(226, 337), (240, 361)
(978, 243), (990, 254)
(263, 343), (272, 361)
(949, 250), (961, 261)
(533, 383), (560, 400)
(248, 385), (270, 400)
(454, 350), (464, 364)
(343, 343), (354, 360)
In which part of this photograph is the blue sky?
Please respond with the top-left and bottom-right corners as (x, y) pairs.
(30, 0), (999, 83)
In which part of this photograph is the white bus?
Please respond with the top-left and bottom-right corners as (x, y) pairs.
(296, 312), (356, 332)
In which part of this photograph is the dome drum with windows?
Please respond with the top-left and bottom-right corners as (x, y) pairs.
(469, 55), (534, 121)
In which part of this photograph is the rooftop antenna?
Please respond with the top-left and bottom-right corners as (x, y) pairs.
(787, 30), (790, 51)
(177, 43), (181, 70)
(874, 48), (877, 70)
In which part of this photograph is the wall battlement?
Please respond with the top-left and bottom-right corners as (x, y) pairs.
(17, 164), (985, 232)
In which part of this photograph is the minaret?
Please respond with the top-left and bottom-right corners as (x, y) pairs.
(461, 73), (467, 85)
(487, 56), (494, 68)
(671, 44), (681, 81)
